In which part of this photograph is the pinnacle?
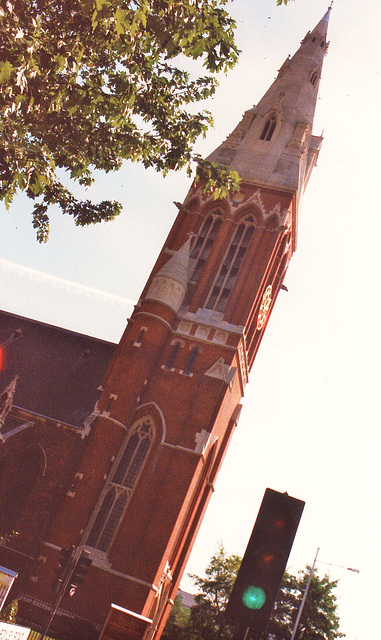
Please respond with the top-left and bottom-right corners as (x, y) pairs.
(156, 237), (191, 289)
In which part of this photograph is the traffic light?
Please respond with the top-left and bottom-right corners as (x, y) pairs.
(52, 546), (75, 593)
(225, 488), (305, 636)
(65, 550), (92, 597)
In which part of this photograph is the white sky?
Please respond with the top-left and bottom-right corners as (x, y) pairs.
(1, 1), (380, 638)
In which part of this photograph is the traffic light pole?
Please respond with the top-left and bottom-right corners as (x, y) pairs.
(41, 546), (81, 640)
(232, 622), (250, 640)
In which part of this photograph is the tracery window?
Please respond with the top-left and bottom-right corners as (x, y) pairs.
(190, 213), (222, 281)
(260, 114), (277, 141)
(86, 418), (154, 552)
(206, 216), (255, 312)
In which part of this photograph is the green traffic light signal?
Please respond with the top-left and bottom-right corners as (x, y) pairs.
(242, 585), (266, 611)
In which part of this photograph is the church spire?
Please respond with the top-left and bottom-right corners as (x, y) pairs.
(208, 8), (331, 201)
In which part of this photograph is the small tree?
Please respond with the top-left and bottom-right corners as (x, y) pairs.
(188, 543), (241, 640)
(268, 567), (345, 640)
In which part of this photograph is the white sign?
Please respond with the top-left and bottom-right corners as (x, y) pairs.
(0, 622), (30, 640)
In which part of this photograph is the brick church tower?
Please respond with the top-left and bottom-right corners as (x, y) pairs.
(0, 9), (330, 640)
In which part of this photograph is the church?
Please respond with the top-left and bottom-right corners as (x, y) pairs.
(0, 8), (330, 640)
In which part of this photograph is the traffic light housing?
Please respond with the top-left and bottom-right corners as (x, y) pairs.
(52, 546), (75, 593)
(66, 550), (92, 597)
(225, 488), (304, 636)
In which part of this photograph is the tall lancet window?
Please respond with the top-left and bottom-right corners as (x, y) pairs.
(260, 114), (277, 141)
(190, 212), (222, 281)
(87, 418), (154, 552)
(310, 71), (318, 86)
(206, 216), (255, 312)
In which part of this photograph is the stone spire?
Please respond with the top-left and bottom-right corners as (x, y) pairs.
(145, 237), (191, 312)
(208, 7), (331, 199)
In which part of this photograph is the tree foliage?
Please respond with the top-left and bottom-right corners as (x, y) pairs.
(163, 544), (240, 640)
(162, 594), (191, 640)
(163, 546), (344, 640)
(0, 599), (18, 624)
(0, 0), (239, 240)
(268, 568), (345, 640)
(188, 544), (241, 640)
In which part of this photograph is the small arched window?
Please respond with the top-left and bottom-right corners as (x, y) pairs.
(165, 341), (182, 370)
(183, 346), (199, 376)
(206, 216), (255, 312)
(260, 114), (277, 141)
(87, 418), (154, 552)
(190, 213), (222, 282)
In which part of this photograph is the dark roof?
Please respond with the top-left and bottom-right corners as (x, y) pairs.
(0, 310), (116, 427)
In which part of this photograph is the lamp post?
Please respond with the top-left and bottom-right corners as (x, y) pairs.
(290, 548), (320, 640)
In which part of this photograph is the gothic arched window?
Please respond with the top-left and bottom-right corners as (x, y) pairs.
(260, 114), (277, 141)
(86, 418), (154, 552)
(190, 213), (222, 282)
(206, 216), (255, 312)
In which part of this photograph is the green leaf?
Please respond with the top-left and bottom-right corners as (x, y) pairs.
(0, 61), (14, 83)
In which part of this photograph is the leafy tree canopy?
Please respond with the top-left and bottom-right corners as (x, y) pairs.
(0, 0), (240, 241)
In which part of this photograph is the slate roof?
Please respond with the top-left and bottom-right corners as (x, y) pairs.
(0, 310), (116, 427)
